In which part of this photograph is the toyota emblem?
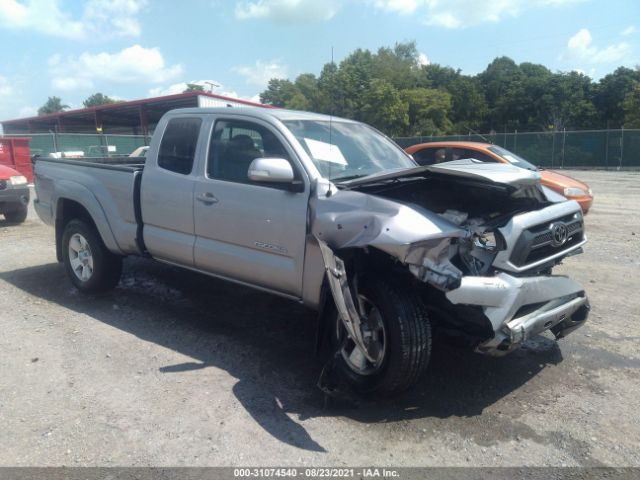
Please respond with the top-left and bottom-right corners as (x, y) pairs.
(551, 222), (568, 247)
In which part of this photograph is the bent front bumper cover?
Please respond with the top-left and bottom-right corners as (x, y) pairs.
(445, 272), (589, 355)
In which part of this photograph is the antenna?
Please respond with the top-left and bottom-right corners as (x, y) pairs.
(327, 46), (335, 197)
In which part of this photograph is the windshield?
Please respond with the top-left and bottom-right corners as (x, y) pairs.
(282, 119), (415, 182)
(488, 146), (538, 171)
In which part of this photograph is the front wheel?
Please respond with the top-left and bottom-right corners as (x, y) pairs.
(3, 205), (28, 224)
(332, 278), (431, 396)
(62, 219), (122, 294)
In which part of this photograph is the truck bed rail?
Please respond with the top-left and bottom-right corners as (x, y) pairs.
(34, 156), (145, 172)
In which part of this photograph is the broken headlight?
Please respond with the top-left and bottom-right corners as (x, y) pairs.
(461, 230), (505, 275)
(473, 231), (500, 251)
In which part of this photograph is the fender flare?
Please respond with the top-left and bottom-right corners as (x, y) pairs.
(53, 180), (123, 257)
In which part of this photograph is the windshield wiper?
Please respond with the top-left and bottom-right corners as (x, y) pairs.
(332, 174), (370, 183)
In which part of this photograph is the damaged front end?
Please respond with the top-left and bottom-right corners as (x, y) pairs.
(312, 160), (589, 357)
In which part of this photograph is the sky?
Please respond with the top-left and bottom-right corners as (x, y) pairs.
(0, 0), (638, 120)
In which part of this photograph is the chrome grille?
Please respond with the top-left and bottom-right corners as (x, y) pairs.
(509, 212), (584, 268)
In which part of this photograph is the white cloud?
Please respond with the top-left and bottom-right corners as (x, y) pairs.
(83, 0), (148, 37)
(232, 60), (288, 88)
(0, 0), (146, 39)
(570, 67), (595, 78)
(18, 105), (37, 117)
(373, 0), (418, 15)
(621, 25), (636, 36)
(235, 0), (341, 22)
(0, 75), (14, 97)
(49, 45), (182, 91)
(417, 52), (429, 66)
(0, 74), (32, 120)
(561, 28), (631, 65)
(373, 0), (583, 28)
(0, 0), (84, 39)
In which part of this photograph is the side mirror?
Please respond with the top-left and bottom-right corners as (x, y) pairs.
(248, 158), (295, 184)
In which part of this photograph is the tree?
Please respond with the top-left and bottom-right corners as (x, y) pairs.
(545, 71), (599, 130)
(255, 42), (634, 136)
(260, 78), (300, 107)
(183, 83), (205, 93)
(417, 65), (486, 130)
(371, 42), (420, 90)
(293, 73), (321, 110)
(594, 67), (640, 127)
(38, 96), (69, 115)
(447, 77), (487, 131)
(83, 93), (117, 108)
(401, 88), (452, 135)
(361, 79), (408, 136)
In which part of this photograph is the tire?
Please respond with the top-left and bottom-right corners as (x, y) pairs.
(4, 205), (28, 224)
(61, 219), (122, 294)
(332, 277), (431, 396)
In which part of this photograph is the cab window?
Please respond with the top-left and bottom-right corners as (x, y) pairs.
(208, 119), (292, 185)
(157, 118), (202, 175)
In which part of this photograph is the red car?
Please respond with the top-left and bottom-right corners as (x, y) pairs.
(405, 141), (593, 214)
(0, 164), (29, 223)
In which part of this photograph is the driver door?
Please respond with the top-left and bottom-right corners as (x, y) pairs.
(192, 117), (310, 297)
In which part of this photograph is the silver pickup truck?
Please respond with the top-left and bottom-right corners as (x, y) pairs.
(34, 108), (590, 396)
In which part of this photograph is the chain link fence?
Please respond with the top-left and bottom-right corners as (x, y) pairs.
(4, 129), (640, 168)
(394, 129), (640, 168)
(3, 133), (150, 158)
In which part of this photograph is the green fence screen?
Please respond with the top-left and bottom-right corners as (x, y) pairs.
(5, 129), (640, 168)
(394, 129), (640, 168)
(4, 133), (150, 158)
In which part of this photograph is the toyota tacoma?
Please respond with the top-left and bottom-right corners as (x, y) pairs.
(33, 108), (590, 395)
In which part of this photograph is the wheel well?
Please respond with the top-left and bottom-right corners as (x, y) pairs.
(316, 246), (495, 351)
(54, 199), (98, 262)
(314, 246), (415, 355)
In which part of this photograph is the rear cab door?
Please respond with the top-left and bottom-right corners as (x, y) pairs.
(141, 114), (205, 266)
(192, 114), (311, 297)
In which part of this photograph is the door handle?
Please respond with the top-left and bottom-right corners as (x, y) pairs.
(196, 192), (219, 204)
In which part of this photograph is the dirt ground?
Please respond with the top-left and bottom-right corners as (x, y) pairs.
(0, 170), (639, 467)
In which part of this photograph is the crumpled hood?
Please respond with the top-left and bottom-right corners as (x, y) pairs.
(342, 159), (541, 190)
(426, 159), (541, 186)
(311, 159), (554, 292)
(310, 184), (465, 260)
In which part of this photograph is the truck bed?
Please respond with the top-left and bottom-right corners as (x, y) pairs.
(34, 156), (145, 256)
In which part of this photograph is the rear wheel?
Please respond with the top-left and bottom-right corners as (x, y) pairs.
(3, 205), (28, 224)
(62, 219), (122, 293)
(333, 278), (431, 396)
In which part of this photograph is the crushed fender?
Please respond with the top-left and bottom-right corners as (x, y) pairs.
(316, 238), (377, 363)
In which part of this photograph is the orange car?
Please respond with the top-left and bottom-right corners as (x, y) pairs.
(405, 141), (593, 214)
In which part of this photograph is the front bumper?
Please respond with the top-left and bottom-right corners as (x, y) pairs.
(445, 272), (589, 355)
(0, 186), (30, 209)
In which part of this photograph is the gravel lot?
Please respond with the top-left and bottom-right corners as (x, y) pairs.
(0, 170), (639, 467)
